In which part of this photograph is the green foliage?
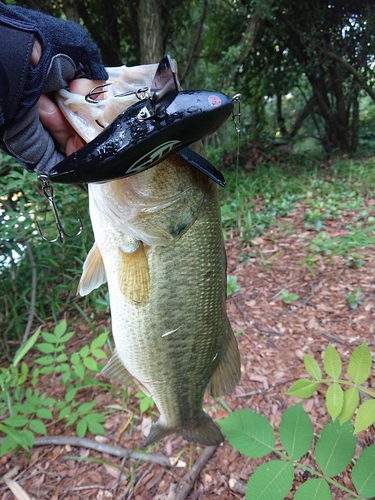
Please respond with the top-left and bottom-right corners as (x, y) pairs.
(280, 289), (299, 304)
(0, 321), (114, 457)
(134, 391), (155, 415)
(219, 343), (375, 498)
(345, 288), (364, 309)
(287, 342), (375, 432)
(226, 275), (241, 296)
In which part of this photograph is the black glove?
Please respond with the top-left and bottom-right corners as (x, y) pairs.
(0, 4), (108, 174)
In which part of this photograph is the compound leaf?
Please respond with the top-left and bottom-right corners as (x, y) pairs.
(280, 403), (313, 460)
(245, 460), (294, 500)
(315, 420), (355, 476)
(219, 409), (275, 458)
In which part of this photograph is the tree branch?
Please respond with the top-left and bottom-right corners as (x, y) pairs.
(180, 0), (208, 85)
(173, 446), (217, 500)
(14, 436), (173, 467)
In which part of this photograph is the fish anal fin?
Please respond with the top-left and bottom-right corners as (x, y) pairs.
(119, 243), (150, 305)
(78, 242), (107, 296)
(143, 412), (224, 448)
(207, 318), (241, 397)
(101, 350), (138, 390)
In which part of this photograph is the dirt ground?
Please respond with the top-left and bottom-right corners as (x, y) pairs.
(0, 200), (374, 500)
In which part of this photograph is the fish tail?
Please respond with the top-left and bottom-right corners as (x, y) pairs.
(143, 413), (224, 447)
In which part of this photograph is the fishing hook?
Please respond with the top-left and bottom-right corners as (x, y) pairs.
(36, 175), (83, 244)
(85, 83), (151, 104)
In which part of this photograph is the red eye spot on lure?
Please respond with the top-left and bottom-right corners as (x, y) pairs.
(208, 95), (221, 107)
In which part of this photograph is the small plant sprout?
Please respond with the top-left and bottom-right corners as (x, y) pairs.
(227, 275), (241, 296)
(280, 289), (299, 304)
(345, 288), (364, 309)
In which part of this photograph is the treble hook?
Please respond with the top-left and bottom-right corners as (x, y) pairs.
(85, 83), (151, 104)
(36, 175), (83, 244)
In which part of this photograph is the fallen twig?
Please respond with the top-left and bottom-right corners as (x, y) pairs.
(0, 436), (172, 467)
(172, 446), (217, 500)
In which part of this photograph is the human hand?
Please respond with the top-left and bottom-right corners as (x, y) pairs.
(0, 4), (108, 174)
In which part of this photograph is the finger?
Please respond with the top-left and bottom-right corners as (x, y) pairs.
(38, 94), (77, 150)
(70, 78), (106, 99)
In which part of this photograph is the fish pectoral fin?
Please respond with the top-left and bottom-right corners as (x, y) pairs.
(119, 242), (150, 305)
(101, 350), (139, 391)
(143, 412), (224, 448)
(207, 317), (241, 397)
(78, 242), (107, 296)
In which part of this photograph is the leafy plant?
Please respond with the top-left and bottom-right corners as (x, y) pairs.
(227, 275), (241, 296)
(280, 289), (299, 304)
(345, 288), (364, 309)
(219, 342), (375, 499)
(287, 342), (375, 432)
(135, 391), (155, 415)
(0, 320), (115, 457)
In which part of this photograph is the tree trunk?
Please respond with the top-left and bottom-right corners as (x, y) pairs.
(138, 0), (163, 63)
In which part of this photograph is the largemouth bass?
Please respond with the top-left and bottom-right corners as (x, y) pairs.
(57, 63), (241, 446)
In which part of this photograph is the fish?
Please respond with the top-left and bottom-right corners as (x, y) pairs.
(57, 62), (241, 446)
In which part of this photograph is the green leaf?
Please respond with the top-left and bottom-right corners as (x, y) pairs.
(0, 424), (34, 451)
(3, 416), (29, 428)
(55, 354), (68, 363)
(294, 479), (332, 500)
(13, 327), (41, 367)
(83, 357), (98, 372)
(304, 354), (322, 381)
(315, 420), (355, 476)
(347, 343), (372, 384)
(0, 435), (17, 456)
(80, 345), (90, 358)
(41, 332), (58, 344)
(90, 332), (108, 350)
(352, 444), (375, 497)
(42, 397), (56, 406)
(74, 364), (86, 379)
(65, 388), (77, 403)
(39, 366), (54, 375)
(36, 408), (53, 419)
(325, 382), (344, 420)
(35, 343), (56, 354)
(323, 344), (342, 379)
(286, 379), (320, 398)
(54, 320), (67, 338)
(35, 356), (54, 366)
(338, 388), (359, 424)
(59, 331), (75, 343)
(245, 460), (294, 500)
(219, 409), (275, 458)
(29, 419), (47, 435)
(91, 348), (107, 359)
(354, 399), (375, 433)
(58, 406), (71, 420)
(279, 403), (313, 460)
(65, 412), (78, 427)
(77, 401), (96, 414)
(86, 414), (106, 435)
(70, 352), (80, 365)
(76, 419), (87, 438)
